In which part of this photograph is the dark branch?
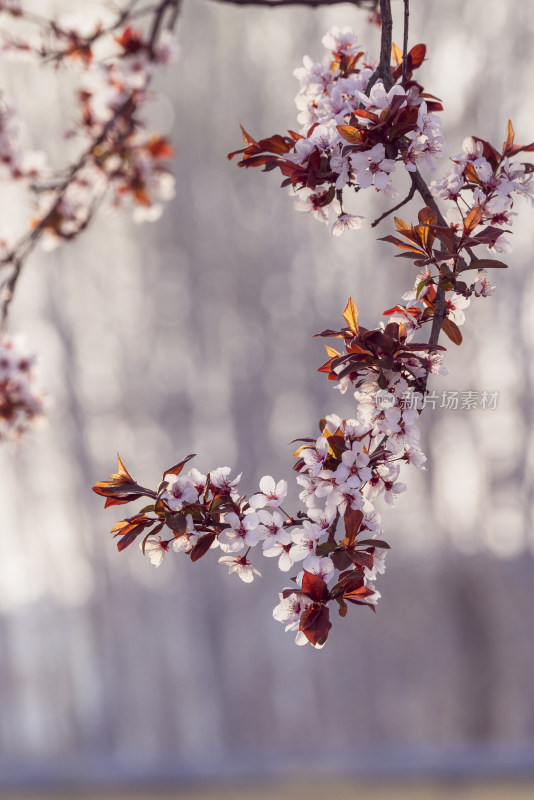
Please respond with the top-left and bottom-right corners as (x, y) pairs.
(402, 0), (409, 87)
(148, 0), (181, 47)
(366, 0), (393, 94)
(409, 169), (446, 226)
(371, 184), (416, 227)
(211, 0), (378, 7)
(0, 0), (185, 327)
(408, 170), (448, 357)
(0, 257), (22, 332)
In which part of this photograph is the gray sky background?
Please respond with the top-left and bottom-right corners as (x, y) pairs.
(0, 0), (534, 787)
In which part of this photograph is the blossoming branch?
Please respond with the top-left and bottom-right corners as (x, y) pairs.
(92, 2), (532, 648)
(0, 0), (183, 437)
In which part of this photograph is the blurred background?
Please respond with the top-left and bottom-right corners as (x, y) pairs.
(1, 0), (534, 797)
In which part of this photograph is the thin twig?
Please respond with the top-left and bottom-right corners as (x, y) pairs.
(0, 0), (185, 327)
(148, 0), (179, 47)
(18, 96), (136, 259)
(371, 184), (415, 227)
(402, 0), (409, 87)
(168, 0), (184, 29)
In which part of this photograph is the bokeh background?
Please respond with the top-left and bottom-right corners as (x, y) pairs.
(1, 1), (534, 797)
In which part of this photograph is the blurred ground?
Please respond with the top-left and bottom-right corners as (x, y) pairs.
(3, 781), (534, 800)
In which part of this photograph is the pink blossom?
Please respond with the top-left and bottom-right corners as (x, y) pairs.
(160, 474), (198, 511)
(218, 556), (261, 583)
(350, 143), (396, 191)
(249, 475), (288, 510)
(140, 536), (169, 567)
(331, 213), (364, 237)
(218, 511), (261, 553)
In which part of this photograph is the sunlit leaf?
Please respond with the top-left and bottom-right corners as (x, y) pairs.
(163, 454), (196, 478)
(342, 297), (359, 335)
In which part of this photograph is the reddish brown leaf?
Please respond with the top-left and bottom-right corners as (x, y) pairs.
(344, 508), (363, 545)
(337, 125), (366, 145)
(428, 224), (457, 253)
(441, 317), (463, 346)
(324, 344), (341, 358)
(299, 603), (332, 646)
(391, 42), (403, 66)
(239, 154), (278, 169)
(116, 519), (153, 552)
(357, 539), (391, 549)
(111, 515), (147, 536)
(257, 134), (291, 155)
(166, 513), (188, 533)
(316, 359), (334, 374)
(394, 216), (413, 236)
(314, 328), (345, 338)
(117, 529), (143, 551)
(190, 533), (216, 562)
(116, 453), (133, 481)
(301, 571), (329, 603)
(408, 43), (426, 69)
(347, 549), (374, 571)
(331, 549), (353, 571)
(459, 258), (508, 272)
(505, 119), (515, 152)
(346, 342), (373, 356)
(102, 496), (127, 508)
(380, 234), (425, 254)
(337, 597), (348, 618)
(463, 206), (484, 234)
(163, 454), (196, 478)
(344, 583), (376, 600)
(383, 304), (420, 318)
(240, 124), (256, 145)
(346, 597), (376, 612)
(418, 206), (437, 226)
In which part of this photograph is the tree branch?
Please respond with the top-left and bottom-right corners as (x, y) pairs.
(409, 169), (446, 226)
(402, 0), (409, 87)
(0, 0), (185, 327)
(148, 0), (181, 47)
(0, 257), (22, 333)
(366, 0), (393, 94)
(371, 184), (415, 227)
(211, 0), (378, 8)
(407, 169), (448, 361)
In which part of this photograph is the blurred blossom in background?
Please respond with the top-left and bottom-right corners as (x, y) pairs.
(1, 1), (534, 798)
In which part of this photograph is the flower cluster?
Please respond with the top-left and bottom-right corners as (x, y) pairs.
(229, 28), (445, 234)
(431, 130), (534, 255)
(35, 25), (178, 249)
(0, 334), (46, 442)
(93, 444), (384, 647)
(0, 8), (178, 256)
(0, 3), (181, 422)
(378, 124), (534, 350)
(93, 297), (449, 648)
